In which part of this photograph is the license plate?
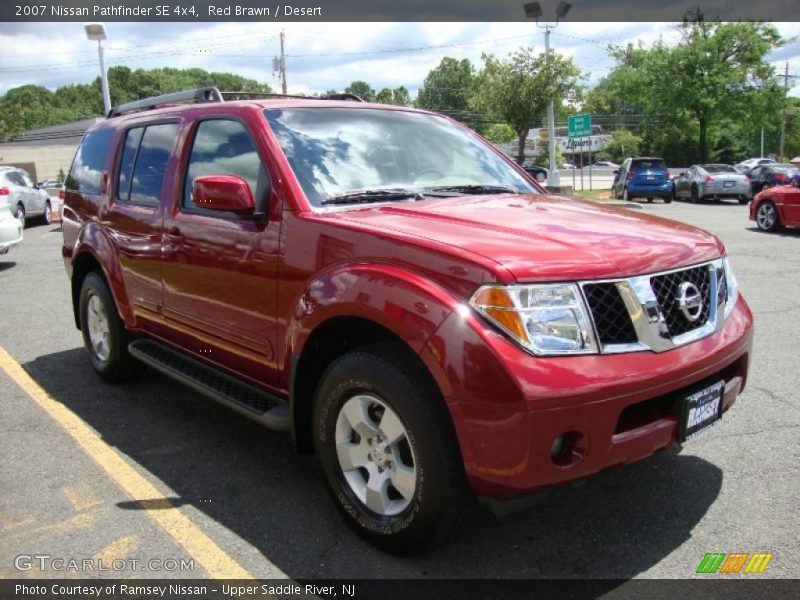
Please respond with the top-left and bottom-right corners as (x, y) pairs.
(724, 181), (735, 188)
(646, 175), (655, 181)
(679, 380), (724, 442)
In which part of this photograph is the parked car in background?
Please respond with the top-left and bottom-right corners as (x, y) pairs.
(0, 166), (52, 226)
(750, 183), (800, 232)
(0, 180), (24, 255)
(523, 164), (548, 182)
(747, 164), (800, 195)
(587, 160), (619, 170)
(612, 157), (673, 203)
(734, 157), (775, 174)
(672, 164), (751, 204)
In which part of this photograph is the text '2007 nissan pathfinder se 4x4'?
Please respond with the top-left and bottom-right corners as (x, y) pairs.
(62, 88), (753, 554)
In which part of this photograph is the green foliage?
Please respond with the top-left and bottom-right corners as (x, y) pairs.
(0, 66), (272, 139)
(375, 86), (411, 106)
(472, 48), (584, 164)
(57, 167), (66, 182)
(344, 81), (376, 102)
(483, 123), (517, 143)
(537, 142), (565, 169)
(415, 57), (475, 117)
(598, 129), (642, 163)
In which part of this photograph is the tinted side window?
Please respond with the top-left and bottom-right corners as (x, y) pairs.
(6, 172), (25, 186)
(129, 123), (180, 205)
(66, 128), (114, 194)
(183, 119), (265, 210)
(116, 127), (144, 201)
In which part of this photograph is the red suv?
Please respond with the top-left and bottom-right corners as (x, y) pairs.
(62, 88), (753, 554)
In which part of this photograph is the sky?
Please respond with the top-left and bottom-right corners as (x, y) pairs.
(1, 21), (799, 98)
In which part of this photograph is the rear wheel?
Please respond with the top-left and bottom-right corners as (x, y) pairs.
(535, 171), (546, 182)
(647, 197), (654, 203)
(690, 185), (700, 204)
(313, 344), (470, 555)
(79, 272), (143, 382)
(622, 186), (632, 202)
(15, 203), (25, 227)
(755, 201), (781, 232)
(738, 195), (749, 205)
(42, 200), (52, 224)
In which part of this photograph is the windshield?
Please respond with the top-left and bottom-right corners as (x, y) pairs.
(264, 107), (536, 207)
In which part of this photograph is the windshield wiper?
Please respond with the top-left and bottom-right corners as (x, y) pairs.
(321, 189), (421, 206)
(426, 184), (518, 195)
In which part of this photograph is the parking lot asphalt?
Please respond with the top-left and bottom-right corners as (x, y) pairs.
(0, 198), (797, 582)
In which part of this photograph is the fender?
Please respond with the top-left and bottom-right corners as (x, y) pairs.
(71, 220), (135, 328)
(284, 261), (467, 394)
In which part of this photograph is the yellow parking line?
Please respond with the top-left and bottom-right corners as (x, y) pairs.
(0, 346), (253, 580)
(64, 484), (103, 512)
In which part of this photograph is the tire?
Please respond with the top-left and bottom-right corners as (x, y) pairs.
(690, 185), (699, 204)
(670, 184), (677, 202)
(15, 203), (25, 228)
(647, 197), (654, 203)
(738, 195), (749, 205)
(78, 272), (143, 382)
(535, 171), (546, 182)
(622, 186), (631, 202)
(755, 200), (781, 232)
(42, 200), (52, 225)
(313, 344), (470, 555)
(664, 195), (672, 204)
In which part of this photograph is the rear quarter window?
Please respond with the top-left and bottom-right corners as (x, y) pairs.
(66, 128), (114, 194)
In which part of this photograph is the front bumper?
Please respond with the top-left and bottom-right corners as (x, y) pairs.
(422, 295), (753, 497)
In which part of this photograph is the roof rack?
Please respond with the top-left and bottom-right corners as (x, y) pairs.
(220, 91), (364, 102)
(107, 87), (223, 118)
(107, 87), (366, 118)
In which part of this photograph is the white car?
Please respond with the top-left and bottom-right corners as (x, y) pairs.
(734, 157), (775, 174)
(0, 184), (24, 256)
(0, 166), (52, 227)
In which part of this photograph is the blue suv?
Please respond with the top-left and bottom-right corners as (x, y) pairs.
(612, 157), (673, 203)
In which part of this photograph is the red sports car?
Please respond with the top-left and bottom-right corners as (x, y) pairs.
(750, 184), (800, 232)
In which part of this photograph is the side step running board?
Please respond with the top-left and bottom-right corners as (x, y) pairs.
(128, 339), (290, 432)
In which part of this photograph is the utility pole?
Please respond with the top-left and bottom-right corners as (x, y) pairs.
(543, 24), (559, 187)
(279, 30), (287, 95)
(779, 61), (789, 160)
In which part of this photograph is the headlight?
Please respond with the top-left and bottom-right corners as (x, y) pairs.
(722, 256), (739, 318)
(470, 284), (598, 356)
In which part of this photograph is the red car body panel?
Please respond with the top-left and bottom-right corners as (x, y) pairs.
(63, 100), (754, 498)
(749, 185), (800, 228)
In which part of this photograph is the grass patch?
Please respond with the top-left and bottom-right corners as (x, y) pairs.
(571, 189), (614, 202)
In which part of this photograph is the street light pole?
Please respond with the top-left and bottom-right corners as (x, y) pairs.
(524, 2), (571, 189)
(85, 23), (111, 117)
(96, 40), (111, 116)
(543, 24), (559, 187)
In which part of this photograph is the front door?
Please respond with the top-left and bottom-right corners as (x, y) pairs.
(161, 114), (282, 388)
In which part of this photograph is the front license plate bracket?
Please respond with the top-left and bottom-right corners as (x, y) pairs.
(678, 380), (725, 442)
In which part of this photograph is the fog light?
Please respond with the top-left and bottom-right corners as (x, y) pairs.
(550, 435), (565, 458)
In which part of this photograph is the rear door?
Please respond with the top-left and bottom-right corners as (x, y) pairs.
(161, 110), (282, 387)
(5, 171), (37, 215)
(105, 120), (183, 323)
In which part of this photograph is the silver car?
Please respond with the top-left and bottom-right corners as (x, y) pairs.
(671, 164), (751, 204)
(0, 184), (24, 256)
(0, 166), (53, 227)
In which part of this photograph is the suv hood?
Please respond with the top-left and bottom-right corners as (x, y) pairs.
(331, 194), (724, 281)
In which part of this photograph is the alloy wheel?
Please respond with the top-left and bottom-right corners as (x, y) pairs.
(86, 294), (111, 364)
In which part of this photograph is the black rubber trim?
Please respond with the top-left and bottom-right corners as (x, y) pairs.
(128, 339), (290, 431)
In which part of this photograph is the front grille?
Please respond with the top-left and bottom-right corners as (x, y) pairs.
(583, 282), (638, 345)
(650, 266), (711, 337)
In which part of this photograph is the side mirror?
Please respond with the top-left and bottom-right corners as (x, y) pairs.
(192, 175), (255, 214)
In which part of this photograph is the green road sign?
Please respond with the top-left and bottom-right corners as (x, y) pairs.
(568, 113), (592, 139)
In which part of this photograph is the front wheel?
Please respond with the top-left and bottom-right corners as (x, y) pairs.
(313, 345), (470, 555)
(79, 272), (143, 382)
(755, 201), (781, 232)
(42, 200), (52, 224)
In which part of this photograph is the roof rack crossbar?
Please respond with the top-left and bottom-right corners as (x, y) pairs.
(107, 86), (223, 118)
(220, 91), (365, 102)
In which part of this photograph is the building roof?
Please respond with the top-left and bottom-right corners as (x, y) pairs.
(1, 117), (102, 146)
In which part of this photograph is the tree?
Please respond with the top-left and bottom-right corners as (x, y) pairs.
(344, 80), (376, 102)
(598, 129), (642, 163)
(599, 15), (785, 163)
(416, 57), (475, 118)
(483, 123), (517, 144)
(375, 86), (411, 106)
(472, 48), (584, 164)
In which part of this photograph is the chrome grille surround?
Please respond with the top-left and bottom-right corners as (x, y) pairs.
(580, 259), (728, 354)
